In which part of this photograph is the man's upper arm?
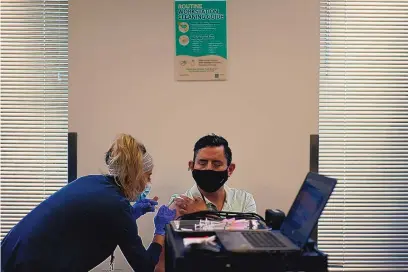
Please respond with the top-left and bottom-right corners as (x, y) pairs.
(243, 193), (257, 214)
(168, 194), (179, 206)
(116, 204), (162, 271)
(168, 189), (194, 206)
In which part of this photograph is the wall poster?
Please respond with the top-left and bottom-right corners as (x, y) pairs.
(174, 0), (227, 81)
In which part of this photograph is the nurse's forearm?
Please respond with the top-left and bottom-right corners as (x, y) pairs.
(153, 234), (165, 246)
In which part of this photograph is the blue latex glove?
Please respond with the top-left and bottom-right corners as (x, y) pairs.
(132, 198), (158, 220)
(154, 205), (176, 236)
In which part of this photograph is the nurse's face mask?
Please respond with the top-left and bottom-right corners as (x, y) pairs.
(135, 152), (154, 201)
(136, 182), (151, 202)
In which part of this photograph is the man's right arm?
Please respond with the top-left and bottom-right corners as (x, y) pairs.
(167, 194), (178, 206)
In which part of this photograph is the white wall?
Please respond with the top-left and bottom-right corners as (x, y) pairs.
(69, 0), (319, 270)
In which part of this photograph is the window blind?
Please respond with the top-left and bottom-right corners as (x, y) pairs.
(0, 0), (68, 239)
(319, 0), (408, 271)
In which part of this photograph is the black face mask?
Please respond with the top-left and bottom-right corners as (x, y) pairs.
(192, 169), (229, 193)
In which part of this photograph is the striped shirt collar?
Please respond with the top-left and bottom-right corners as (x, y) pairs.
(190, 184), (232, 211)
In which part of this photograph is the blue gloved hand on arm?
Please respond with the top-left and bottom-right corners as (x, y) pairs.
(132, 198), (158, 220)
(154, 205), (176, 236)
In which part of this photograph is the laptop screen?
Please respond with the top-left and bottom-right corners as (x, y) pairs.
(280, 172), (337, 248)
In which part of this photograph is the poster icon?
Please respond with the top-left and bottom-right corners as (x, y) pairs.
(179, 35), (190, 46)
(178, 22), (189, 33)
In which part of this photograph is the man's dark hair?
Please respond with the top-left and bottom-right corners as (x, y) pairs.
(193, 134), (232, 165)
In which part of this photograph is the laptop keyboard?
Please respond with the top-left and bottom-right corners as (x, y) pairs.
(242, 232), (286, 248)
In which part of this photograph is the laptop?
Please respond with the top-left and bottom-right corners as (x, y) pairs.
(216, 172), (337, 253)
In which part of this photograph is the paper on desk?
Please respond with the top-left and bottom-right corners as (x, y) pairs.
(183, 236), (216, 247)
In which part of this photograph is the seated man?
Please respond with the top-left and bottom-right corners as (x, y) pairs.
(154, 134), (256, 272)
(170, 133), (256, 215)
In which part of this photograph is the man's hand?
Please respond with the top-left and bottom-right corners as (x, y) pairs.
(174, 195), (207, 215)
(168, 195), (192, 218)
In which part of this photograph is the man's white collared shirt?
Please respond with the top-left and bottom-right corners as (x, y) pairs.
(169, 184), (257, 213)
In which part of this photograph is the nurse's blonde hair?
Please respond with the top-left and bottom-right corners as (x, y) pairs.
(105, 134), (147, 200)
